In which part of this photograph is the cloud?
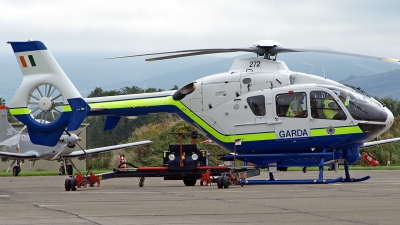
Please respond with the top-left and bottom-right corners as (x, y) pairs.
(1, 0), (399, 58)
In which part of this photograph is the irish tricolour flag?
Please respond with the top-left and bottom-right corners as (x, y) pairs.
(19, 55), (36, 68)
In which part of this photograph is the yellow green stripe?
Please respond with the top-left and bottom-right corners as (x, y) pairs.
(88, 97), (168, 110)
(311, 126), (363, 137)
(9, 108), (30, 115)
(62, 105), (72, 112)
(166, 97), (271, 143)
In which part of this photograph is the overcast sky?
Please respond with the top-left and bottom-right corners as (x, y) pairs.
(1, 0), (400, 59)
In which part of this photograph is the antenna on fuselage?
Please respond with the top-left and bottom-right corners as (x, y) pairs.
(301, 62), (314, 74)
(322, 65), (326, 79)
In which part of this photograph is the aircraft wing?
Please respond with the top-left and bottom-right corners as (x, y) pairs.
(0, 150), (38, 159)
(64, 140), (152, 158)
(362, 137), (400, 148)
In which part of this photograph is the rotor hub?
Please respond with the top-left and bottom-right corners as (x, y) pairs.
(38, 97), (53, 111)
(253, 40), (282, 48)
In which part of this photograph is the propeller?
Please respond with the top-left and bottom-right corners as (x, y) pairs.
(106, 40), (400, 63)
(64, 124), (89, 151)
(52, 123), (90, 160)
(74, 123), (89, 153)
(50, 143), (69, 161)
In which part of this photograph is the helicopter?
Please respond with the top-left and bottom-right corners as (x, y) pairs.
(6, 39), (400, 184)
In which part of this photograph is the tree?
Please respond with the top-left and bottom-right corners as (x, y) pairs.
(85, 86), (169, 149)
(376, 96), (400, 117)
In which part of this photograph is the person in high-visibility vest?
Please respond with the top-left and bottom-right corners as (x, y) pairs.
(286, 94), (306, 117)
(323, 94), (346, 120)
(339, 91), (349, 107)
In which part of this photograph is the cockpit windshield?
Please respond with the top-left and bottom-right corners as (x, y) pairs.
(318, 85), (388, 122)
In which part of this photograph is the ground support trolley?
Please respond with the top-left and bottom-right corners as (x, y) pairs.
(94, 165), (260, 188)
(63, 142), (260, 190)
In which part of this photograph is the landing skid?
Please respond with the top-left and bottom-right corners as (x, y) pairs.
(341, 160), (370, 182)
(242, 152), (370, 185)
(245, 171), (370, 185)
(246, 175), (344, 185)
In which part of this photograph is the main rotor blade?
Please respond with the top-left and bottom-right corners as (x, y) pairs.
(106, 47), (264, 60)
(146, 50), (240, 61)
(269, 47), (400, 63)
(107, 44), (400, 64)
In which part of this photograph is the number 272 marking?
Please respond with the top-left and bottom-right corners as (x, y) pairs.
(249, 61), (260, 67)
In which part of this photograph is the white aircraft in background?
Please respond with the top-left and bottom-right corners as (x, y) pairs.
(0, 104), (151, 176)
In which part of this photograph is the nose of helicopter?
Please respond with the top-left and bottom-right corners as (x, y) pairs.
(383, 107), (394, 133)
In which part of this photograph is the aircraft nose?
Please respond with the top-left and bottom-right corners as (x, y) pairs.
(384, 107), (394, 132)
(67, 134), (79, 146)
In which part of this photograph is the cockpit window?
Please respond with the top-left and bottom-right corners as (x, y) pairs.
(318, 85), (388, 122)
(247, 95), (266, 116)
(310, 91), (347, 120)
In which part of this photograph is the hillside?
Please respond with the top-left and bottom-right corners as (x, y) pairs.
(340, 69), (400, 99)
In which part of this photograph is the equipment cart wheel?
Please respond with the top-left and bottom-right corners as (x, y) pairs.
(183, 179), (197, 186)
(12, 166), (20, 176)
(71, 178), (77, 191)
(223, 176), (231, 189)
(217, 176), (223, 189)
(65, 178), (71, 191)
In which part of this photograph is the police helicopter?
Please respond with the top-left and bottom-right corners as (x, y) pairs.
(6, 40), (400, 184)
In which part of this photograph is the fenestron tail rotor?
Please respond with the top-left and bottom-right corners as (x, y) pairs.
(28, 83), (64, 123)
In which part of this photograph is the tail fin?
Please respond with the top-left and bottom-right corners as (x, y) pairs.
(7, 40), (90, 146)
(0, 105), (18, 143)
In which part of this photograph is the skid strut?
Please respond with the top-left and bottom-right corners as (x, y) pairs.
(244, 148), (370, 185)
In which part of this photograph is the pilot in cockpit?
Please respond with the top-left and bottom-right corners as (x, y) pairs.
(323, 94), (346, 120)
(339, 91), (350, 107)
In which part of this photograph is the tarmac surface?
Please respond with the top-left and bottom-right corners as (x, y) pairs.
(1, 170), (400, 225)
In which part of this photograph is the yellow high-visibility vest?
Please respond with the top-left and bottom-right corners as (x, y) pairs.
(286, 99), (302, 117)
(323, 99), (338, 119)
(344, 98), (349, 107)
